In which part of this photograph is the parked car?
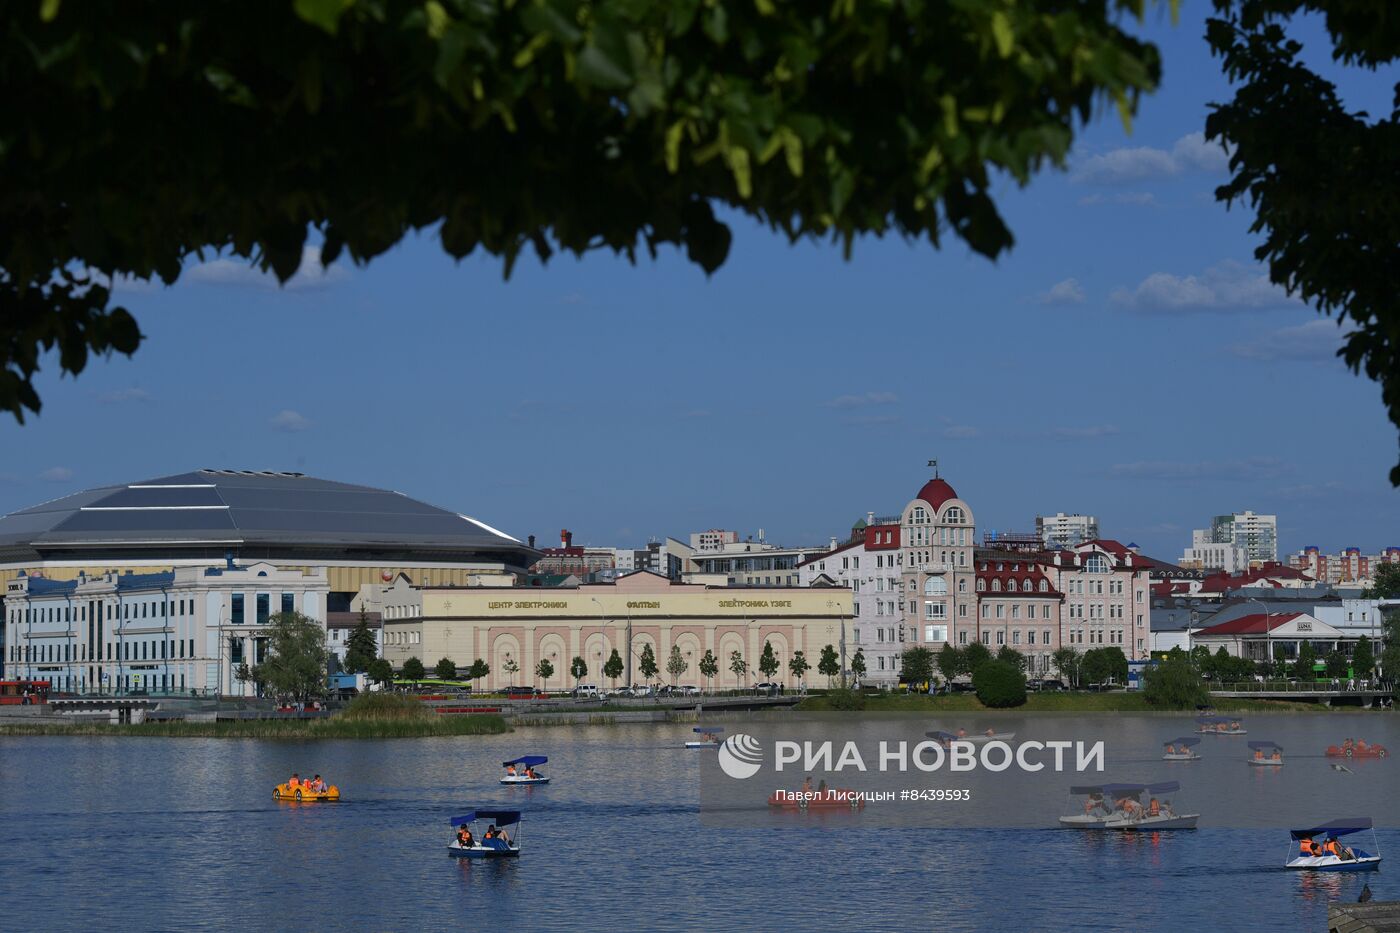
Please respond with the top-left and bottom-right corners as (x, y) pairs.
(677, 685), (701, 696)
(572, 684), (601, 699)
(504, 685), (543, 698)
(753, 682), (779, 696)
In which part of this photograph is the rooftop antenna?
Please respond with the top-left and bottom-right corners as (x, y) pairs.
(927, 458), (939, 479)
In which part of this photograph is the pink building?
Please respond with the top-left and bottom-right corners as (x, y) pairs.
(1037, 540), (1153, 660)
(973, 558), (1063, 673)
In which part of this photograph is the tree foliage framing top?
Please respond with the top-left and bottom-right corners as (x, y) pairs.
(2, 0), (1161, 420)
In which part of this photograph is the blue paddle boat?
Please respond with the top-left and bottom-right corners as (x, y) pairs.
(500, 755), (549, 785)
(1248, 740), (1284, 766)
(686, 727), (723, 749)
(1059, 782), (1198, 830)
(448, 810), (522, 859)
(1287, 819), (1381, 872)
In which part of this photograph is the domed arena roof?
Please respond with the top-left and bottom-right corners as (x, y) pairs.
(0, 469), (534, 566)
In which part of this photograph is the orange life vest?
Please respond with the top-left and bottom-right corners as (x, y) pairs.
(1299, 840), (1313, 855)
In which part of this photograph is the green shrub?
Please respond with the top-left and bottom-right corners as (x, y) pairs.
(340, 692), (430, 720)
(826, 688), (867, 711)
(972, 660), (1027, 708)
(1141, 653), (1208, 709)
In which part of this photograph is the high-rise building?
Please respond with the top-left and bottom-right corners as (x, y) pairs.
(1289, 546), (1400, 586)
(1195, 511), (1278, 565)
(901, 471), (976, 653)
(1179, 530), (1250, 572)
(1036, 513), (1100, 549)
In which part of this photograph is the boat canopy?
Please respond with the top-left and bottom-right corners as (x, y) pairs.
(1071, 781), (1180, 796)
(693, 727), (724, 734)
(1248, 741), (1283, 750)
(1164, 737), (1200, 747)
(502, 755), (548, 767)
(1290, 818), (1373, 840)
(926, 731), (959, 742)
(451, 809), (523, 827)
(1196, 716), (1236, 724)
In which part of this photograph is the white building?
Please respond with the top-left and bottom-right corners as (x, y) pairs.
(797, 518), (904, 685)
(1180, 532), (1250, 572)
(1194, 510), (1278, 565)
(901, 474), (977, 654)
(1036, 513), (1099, 549)
(4, 561), (327, 696)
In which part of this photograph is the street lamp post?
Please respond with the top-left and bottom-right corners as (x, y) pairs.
(1248, 597), (1273, 679)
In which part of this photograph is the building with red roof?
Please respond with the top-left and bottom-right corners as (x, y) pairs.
(1191, 611), (1346, 662)
(974, 557), (1064, 673)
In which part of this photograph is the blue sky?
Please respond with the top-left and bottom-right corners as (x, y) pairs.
(3, 5), (1397, 561)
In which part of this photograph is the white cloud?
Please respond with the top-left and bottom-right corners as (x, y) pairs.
(943, 425), (980, 439)
(1110, 260), (1299, 312)
(97, 387), (153, 404)
(1038, 278), (1086, 306)
(186, 244), (348, 290)
(1074, 132), (1231, 185)
(269, 409), (312, 432)
(1052, 425), (1120, 439)
(1229, 319), (1346, 362)
(39, 466), (74, 482)
(1078, 192), (1158, 207)
(823, 391), (899, 408)
(843, 413), (900, 426)
(1109, 457), (1285, 481)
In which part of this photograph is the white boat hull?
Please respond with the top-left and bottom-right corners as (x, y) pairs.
(1162, 753), (1199, 761)
(1059, 813), (1199, 831)
(1197, 728), (1247, 735)
(1248, 759), (1283, 766)
(961, 732), (1016, 744)
(499, 776), (550, 785)
(1285, 854), (1380, 872)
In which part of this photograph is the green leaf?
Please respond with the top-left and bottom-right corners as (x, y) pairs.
(39, 0), (60, 23)
(293, 0), (355, 35)
(424, 1), (449, 40)
(575, 44), (630, 89)
(990, 11), (1014, 59)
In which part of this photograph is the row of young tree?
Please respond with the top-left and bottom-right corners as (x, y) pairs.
(893, 643), (1128, 691)
(384, 638), (869, 693)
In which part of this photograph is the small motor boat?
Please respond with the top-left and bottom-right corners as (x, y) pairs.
(500, 755), (550, 784)
(448, 810), (522, 859)
(1286, 819), (1382, 872)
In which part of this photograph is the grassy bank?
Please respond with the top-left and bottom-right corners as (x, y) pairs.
(794, 692), (1329, 713)
(0, 695), (511, 738)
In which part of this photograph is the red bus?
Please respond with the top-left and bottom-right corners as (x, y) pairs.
(0, 680), (51, 705)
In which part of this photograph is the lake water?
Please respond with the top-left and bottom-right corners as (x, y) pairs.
(0, 714), (1393, 932)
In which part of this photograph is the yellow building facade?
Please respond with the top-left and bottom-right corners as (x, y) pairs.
(380, 572), (854, 691)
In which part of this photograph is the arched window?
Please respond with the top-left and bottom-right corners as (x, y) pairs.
(976, 579), (986, 592)
(991, 579), (1002, 592)
(1039, 579), (1049, 593)
(1085, 553), (1110, 573)
(958, 579), (967, 593)
(911, 507), (929, 524)
(943, 507), (964, 524)
(924, 577), (948, 596)
(1007, 579), (1019, 593)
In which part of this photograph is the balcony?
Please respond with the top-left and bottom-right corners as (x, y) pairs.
(918, 563), (951, 575)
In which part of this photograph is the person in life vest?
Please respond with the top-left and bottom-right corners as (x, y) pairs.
(1299, 837), (1315, 857)
(288, 773), (301, 789)
(506, 764), (517, 777)
(1324, 838), (1342, 858)
(525, 766), (538, 779)
(1254, 749), (1264, 760)
(309, 775), (326, 793)
(1165, 744), (1176, 755)
(1148, 798), (1161, 817)
(1308, 839), (1323, 857)
(456, 826), (475, 848)
(1271, 750), (1282, 762)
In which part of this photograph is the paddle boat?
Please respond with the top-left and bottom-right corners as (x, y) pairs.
(768, 783), (866, 811)
(1287, 819), (1382, 872)
(686, 727), (723, 749)
(448, 809), (522, 859)
(1248, 740), (1284, 766)
(1325, 739), (1388, 759)
(944, 728), (1016, 744)
(1196, 715), (1246, 735)
(926, 730), (960, 749)
(273, 776), (340, 801)
(1162, 738), (1201, 761)
(1058, 782), (1198, 830)
(500, 755), (549, 785)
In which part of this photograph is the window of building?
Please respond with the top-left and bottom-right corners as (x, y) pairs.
(231, 594), (244, 625)
(282, 593), (295, 614)
(1012, 630), (1021, 644)
(256, 593), (270, 625)
(924, 577), (947, 596)
(1085, 553), (1110, 573)
(944, 507), (964, 524)
(924, 624), (947, 643)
